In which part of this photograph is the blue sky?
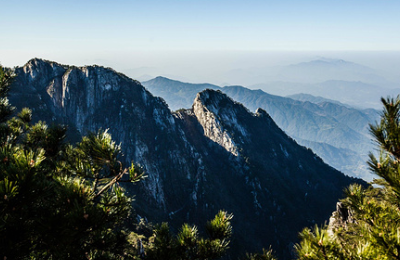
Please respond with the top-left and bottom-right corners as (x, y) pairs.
(1, 0), (400, 69)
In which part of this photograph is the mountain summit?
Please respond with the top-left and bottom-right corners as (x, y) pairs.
(9, 58), (363, 259)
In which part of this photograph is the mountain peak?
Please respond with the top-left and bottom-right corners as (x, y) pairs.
(24, 58), (69, 71)
(255, 107), (270, 118)
(292, 58), (357, 67)
(314, 57), (349, 64)
(195, 89), (247, 111)
(153, 76), (172, 81)
(193, 89), (241, 156)
(26, 57), (53, 65)
(196, 89), (226, 105)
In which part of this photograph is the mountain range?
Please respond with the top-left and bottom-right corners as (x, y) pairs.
(277, 58), (387, 84)
(223, 58), (399, 110)
(8, 58), (364, 259)
(143, 76), (378, 181)
(250, 80), (400, 110)
(125, 57), (399, 110)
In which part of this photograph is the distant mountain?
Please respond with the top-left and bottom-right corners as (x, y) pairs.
(294, 138), (369, 179)
(8, 58), (363, 259)
(278, 58), (388, 85)
(136, 74), (155, 82)
(286, 93), (349, 107)
(252, 80), (400, 109)
(121, 66), (158, 81)
(143, 77), (378, 180)
(218, 57), (393, 87)
(312, 80), (400, 109)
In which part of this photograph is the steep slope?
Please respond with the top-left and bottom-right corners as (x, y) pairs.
(9, 59), (363, 259)
(142, 77), (377, 180)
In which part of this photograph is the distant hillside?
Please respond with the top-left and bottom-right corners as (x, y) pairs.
(286, 93), (348, 107)
(278, 58), (387, 84)
(219, 57), (394, 87)
(143, 77), (378, 180)
(252, 80), (400, 110)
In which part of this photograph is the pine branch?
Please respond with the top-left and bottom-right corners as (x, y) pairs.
(92, 168), (127, 200)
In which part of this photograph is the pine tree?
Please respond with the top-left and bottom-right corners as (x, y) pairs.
(145, 210), (233, 260)
(0, 66), (144, 259)
(294, 96), (400, 259)
(242, 247), (278, 260)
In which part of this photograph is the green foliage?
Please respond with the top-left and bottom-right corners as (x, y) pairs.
(0, 66), (144, 259)
(0, 66), (15, 124)
(243, 247), (278, 260)
(206, 210), (233, 240)
(145, 210), (233, 260)
(295, 225), (343, 260)
(294, 96), (400, 259)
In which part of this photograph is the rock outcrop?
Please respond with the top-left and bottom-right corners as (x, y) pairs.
(327, 202), (355, 237)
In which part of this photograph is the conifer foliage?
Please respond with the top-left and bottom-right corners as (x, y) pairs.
(145, 210), (233, 260)
(242, 247), (278, 260)
(0, 66), (144, 259)
(295, 96), (400, 259)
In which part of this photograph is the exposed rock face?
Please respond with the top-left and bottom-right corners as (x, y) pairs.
(9, 58), (364, 259)
(11, 59), (182, 209)
(327, 202), (355, 236)
(193, 90), (240, 156)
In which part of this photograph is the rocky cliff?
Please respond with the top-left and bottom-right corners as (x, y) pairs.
(9, 58), (364, 259)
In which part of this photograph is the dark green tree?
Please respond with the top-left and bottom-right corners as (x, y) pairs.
(0, 66), (144, 259)
(294, 96), (400, 259)
(242, 247), (278, 260)
(145, 210), (233, 260)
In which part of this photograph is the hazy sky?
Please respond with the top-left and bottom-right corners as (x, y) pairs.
(1, 0), (400, 83)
